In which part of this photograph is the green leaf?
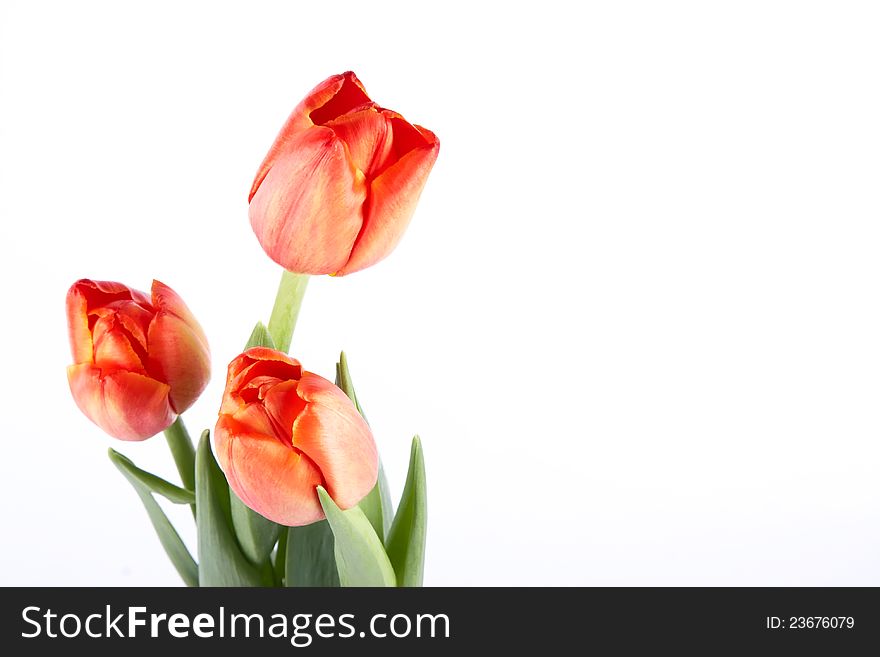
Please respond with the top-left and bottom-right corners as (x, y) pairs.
(358, 463), (394, 542)
(377, 464), (394, 538)
(230, 491), (281, 567)
(108, 449), (198, 587)
(108, 450), (195, 504)
(358, 480), (385, 542)
(385, 436), (428, 587)
(335, 351), (365, 418)
(195, 431), (267, 586)
(245, 321), (277, 350)
(285, 521), (340, 587)
(317, 487), (396, 587)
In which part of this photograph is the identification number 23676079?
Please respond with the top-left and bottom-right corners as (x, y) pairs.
(766, 616), (855, 630)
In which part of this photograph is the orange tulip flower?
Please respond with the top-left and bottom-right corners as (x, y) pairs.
(249, 71), (440, 276)
(215, 347), (377, 526)
(66, 279), (211, 441)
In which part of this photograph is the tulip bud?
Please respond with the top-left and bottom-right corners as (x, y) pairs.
(249, 71), (440, 276)
(215, 347), (378, 526)
(66, 279), (211, 441)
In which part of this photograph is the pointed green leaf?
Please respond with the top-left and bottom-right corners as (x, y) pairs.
(109, 449), (198, 587)
(230, 491), (281, 567)
(358, 462), (395, 542)
(358, 480), (385, 542)
(245, 321), (277, 350)
(109, 450), (195, 504)
(378, 464), (394, 538)
(195, 431), (267, 586)
(385, 436), (428, 587)
(317, 487), (396, 587)
(335, 351), (365, 417)
(285, 521), (340, 587)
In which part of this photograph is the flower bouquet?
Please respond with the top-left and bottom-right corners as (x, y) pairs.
(65, 72), (439, 587)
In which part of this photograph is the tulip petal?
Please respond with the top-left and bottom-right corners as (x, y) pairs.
(235, 358), (300, 395)
(324, 108), (393, 177)
(67, 279), (150, 364)
(148, 312), (211, 414)
(220, 349), (302, 416)
(291, 373), (378, 510)
(92, 316), (147, 372)
(308, 71), (372, 126)
(249, 127), (367, 275)
(151, 280), (209, 353)
(249, 71), (370, 202)
(262, 379), (308, 439)
(229, 402), (278, 444)
(240, 346), (301, 366)
(147, 280), (210, 414)
(216, 416), (325, 527)
(111, 302), (154, 353)
(99, 370), (177, 440)
(66, 284), (94, 364)
(68, 364), (175, 440)
(77, 278), (152, 308)
(337, 123), (440, 275)
(90, 279), (137, 297)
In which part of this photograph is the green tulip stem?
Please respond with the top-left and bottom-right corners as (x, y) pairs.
(164, 416), (196, 492)
(267, 270), (309, 354)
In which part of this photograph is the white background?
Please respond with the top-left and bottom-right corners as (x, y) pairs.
(1, 0), (878, 586)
